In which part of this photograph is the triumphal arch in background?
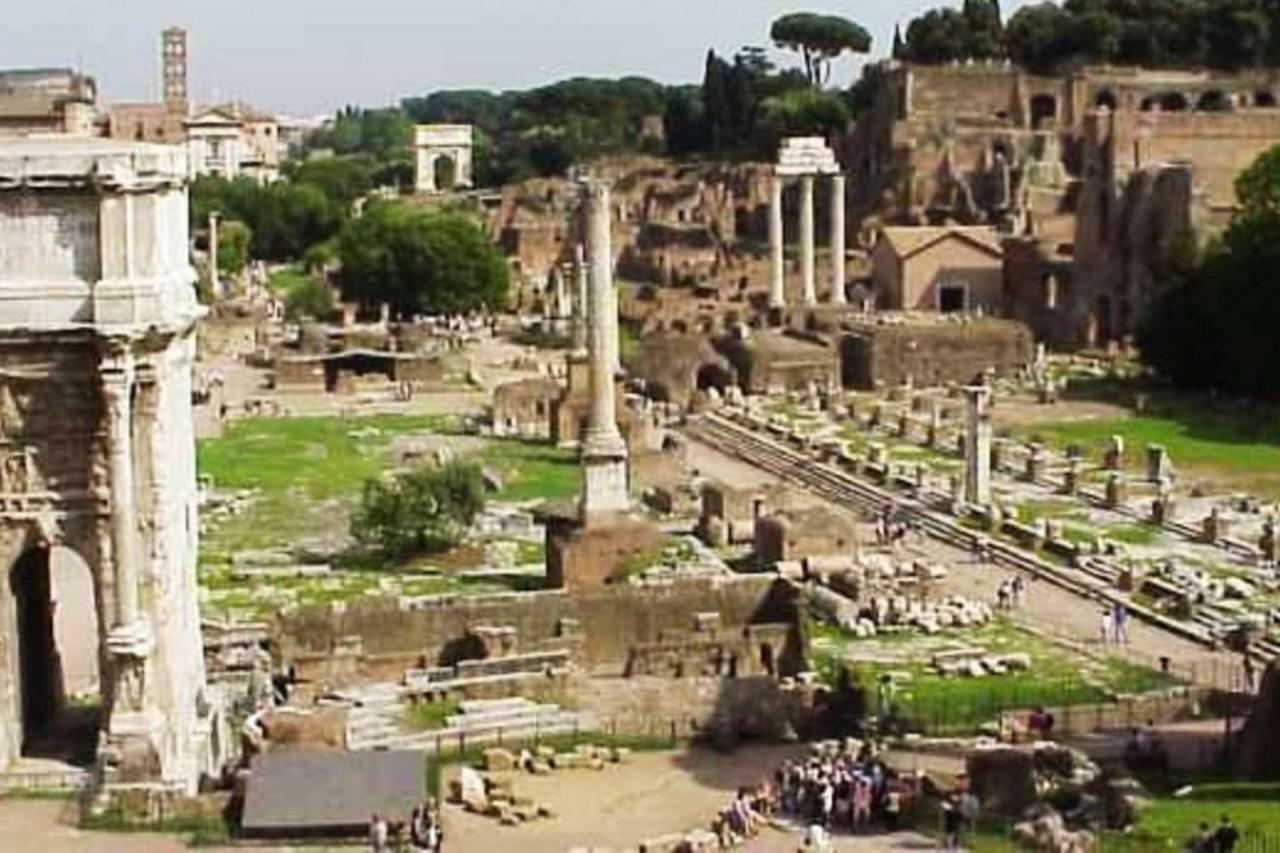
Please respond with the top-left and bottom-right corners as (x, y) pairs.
(0, 137), (222, 792)
(414, 124), (474, 194)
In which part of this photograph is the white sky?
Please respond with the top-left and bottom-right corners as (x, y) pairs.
(5, 0), (1033, 115)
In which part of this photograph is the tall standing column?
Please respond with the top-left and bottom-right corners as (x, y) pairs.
(829, 173), (847, 305)
(103, 364), (140, 630)
(964, 383), (993, 506)
(207, 212), (221, 301)
(800, 174), (816, 306)
(580, 179), (629, 520)
(570, 243), (588, 357)
(769, 174), (785, 308)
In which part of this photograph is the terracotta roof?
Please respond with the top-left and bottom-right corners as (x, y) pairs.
(878, 226), (1004, 261)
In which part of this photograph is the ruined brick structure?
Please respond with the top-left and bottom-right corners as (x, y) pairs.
(853, 61), (1280, 348)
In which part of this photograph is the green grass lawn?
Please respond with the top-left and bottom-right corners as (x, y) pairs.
(1016, 409), (1280, 497)
(810, 618), (1183, 735)
(476, 440), (579, 503)
(265, 263), (320, 298)
(198, 414), (454, 554)
(196, 414), (579, 618)
(1103, 783), (1280, 851)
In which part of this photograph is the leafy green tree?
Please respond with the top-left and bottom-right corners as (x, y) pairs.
(1140, 144), (1280, 398)
(337, 202), (509, 317)
(284, 275), (334, 323)
(1006, 2), (1079, 71)
(903, 8), (973, 64)
(351, 460), (487, 559)
(216, 219), (252, 274)
(770, 13), (872, 87)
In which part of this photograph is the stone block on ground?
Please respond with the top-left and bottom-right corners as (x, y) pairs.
(967, 748), (1037, 817)
(483, 748), (516, 772)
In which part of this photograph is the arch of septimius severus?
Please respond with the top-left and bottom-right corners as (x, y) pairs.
(0, 137), (224, 792)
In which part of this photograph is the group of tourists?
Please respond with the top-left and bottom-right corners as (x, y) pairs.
(1099, 603), (1131, 645)
(367, 800), (442, 852)
(710, 741), (925, 849)
(995, 575), (1027, 610)
(1186, 816), (1241, 853)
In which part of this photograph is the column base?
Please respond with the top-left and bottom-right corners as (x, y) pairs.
(581, 457), (630, 520)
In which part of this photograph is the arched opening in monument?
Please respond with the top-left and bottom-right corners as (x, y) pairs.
(1094, 90), (1117, 111)
(1157, 92), (1190, 112)
(9, 546), (101, 763)
(759, 643), (775, 677)
(1255, 89), (1277, 108)
(696, 363), (734, 394)
(1029, 94), (1058, 129)
(433, 154), (457, 192)
(1196, 90), (1232, 112)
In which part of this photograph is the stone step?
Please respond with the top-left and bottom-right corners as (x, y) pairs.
(457, 697), (535, 715)
(444, 704), (561, 729)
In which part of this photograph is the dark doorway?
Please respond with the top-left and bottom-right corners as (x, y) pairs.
(10, 546), (102, 764)
(1095, 90), (1117, 111)
(1092, 295), (1114, 345)
(696, 363), (734, 393)
(760, 643), (775, 677)
(1030, 94), (1058, 129)
(938, 283), (967, 313)
(12, 548), (58, 748)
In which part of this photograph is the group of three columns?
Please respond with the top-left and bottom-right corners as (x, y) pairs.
(768, 172), (847, 309)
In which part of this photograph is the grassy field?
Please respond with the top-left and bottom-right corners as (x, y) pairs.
(196, 414), (580, 618)
(1014, 405), (1280, 497)
(810, 619), (1183, 735)
(265, 263), (321, 298)
(1102, 783), (1280, 851)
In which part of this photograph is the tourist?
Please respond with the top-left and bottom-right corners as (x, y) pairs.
(1012, 575), (1026, 608)
(940, 797), (963, 852)
(1187, 821), (1216, 853)
(1242, 654), (1256, 693)
(1100, 607), (1114, 645)
(368, 813), (389, 852)
(1114, 603), (1130, 644)
(1215, 815), (1240, 853)
(997, 580), (1011, 610)
(884, 785), (902, 830)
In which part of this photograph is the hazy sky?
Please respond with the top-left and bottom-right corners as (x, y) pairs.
(8, 0), (1031, 116)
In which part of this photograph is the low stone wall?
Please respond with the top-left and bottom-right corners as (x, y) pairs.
(274, 576), (803, 681)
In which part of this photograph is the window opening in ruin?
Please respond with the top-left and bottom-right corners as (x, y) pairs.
(1158, 92), (1189, 112)
(1030, 94), (1057, 129)
(938, 282), (968, 313)
(1196, 90), (1232, 112)
(1095, 90), (1117, 111)
(433, 155), (457, 192)
(1255, 89), (1277, 108)
(760, 643), (775, 676)
(9, 546), (101, 764)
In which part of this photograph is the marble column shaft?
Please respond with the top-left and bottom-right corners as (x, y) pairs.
(964, 385), (993, 506)
(769, 174), (785, 308)
(800, 175), (816, 306)
(571, 244), (588, 356)
(830, 173), (847, 304)
(580, 179), (629, 518)
(103, 366), (139, 628)
(208, 212), (221, 300)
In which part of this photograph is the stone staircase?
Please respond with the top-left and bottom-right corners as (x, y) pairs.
(343, 690), (596, 752)
(0, 757), (91, 794)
